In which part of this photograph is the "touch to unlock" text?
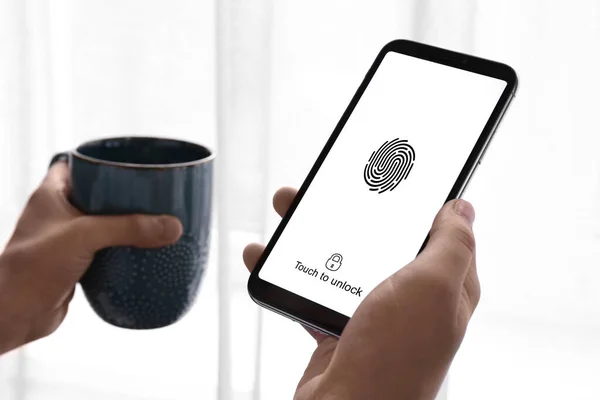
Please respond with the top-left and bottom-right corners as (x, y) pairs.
(294, 261), (362, 297)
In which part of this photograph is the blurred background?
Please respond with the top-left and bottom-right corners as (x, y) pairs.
(1, 0), (600, 399)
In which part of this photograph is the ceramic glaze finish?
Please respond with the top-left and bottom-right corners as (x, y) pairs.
(55, 137), (213, 329)
(80, 234), (208, 329)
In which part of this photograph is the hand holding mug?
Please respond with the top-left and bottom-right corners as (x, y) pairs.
(0, 161), (182, 355)
(0, 136), (214, 357)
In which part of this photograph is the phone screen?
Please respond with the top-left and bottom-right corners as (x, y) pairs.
(258, 51), (507, 318)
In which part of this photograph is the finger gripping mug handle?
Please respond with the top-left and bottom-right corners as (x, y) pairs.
(48, 152), (70, 169)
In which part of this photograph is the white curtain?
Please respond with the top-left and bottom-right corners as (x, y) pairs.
(1, 1), (600, 399)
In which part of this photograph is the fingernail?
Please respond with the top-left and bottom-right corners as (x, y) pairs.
(157, 216), (182, 241)
(454, 199), (475, 226)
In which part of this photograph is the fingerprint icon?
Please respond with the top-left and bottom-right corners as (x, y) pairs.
(364, 138), (415, 194)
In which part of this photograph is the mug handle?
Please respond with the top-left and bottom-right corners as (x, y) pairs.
(49, 152), (70, 169)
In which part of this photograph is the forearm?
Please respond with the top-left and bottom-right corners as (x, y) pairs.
(0, 255), (31, 355)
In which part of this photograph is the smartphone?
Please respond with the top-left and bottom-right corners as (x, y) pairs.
(248, 39), (518, 337)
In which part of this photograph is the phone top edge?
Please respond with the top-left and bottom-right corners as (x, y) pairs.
(384, 39), (519, 91)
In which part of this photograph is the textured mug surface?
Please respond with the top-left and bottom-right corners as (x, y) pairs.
(57, 137), (213, 329)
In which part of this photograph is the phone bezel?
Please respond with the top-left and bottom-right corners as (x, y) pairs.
(247, 39), (518, 337)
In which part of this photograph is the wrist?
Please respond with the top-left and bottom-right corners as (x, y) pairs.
(317, 357), (447, 400)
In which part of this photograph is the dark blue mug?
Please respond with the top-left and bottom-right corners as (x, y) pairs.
(50, 137), (214, 329)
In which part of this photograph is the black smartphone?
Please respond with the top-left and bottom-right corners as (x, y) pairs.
(248, 39), (518, 337)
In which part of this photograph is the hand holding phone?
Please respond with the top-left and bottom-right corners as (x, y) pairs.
(243, 187), (479, 400)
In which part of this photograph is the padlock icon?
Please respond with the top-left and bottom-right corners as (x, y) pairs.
(325, 253), (343, 271)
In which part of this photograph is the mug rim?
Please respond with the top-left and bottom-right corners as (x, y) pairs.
(72, 136), (216, 169)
